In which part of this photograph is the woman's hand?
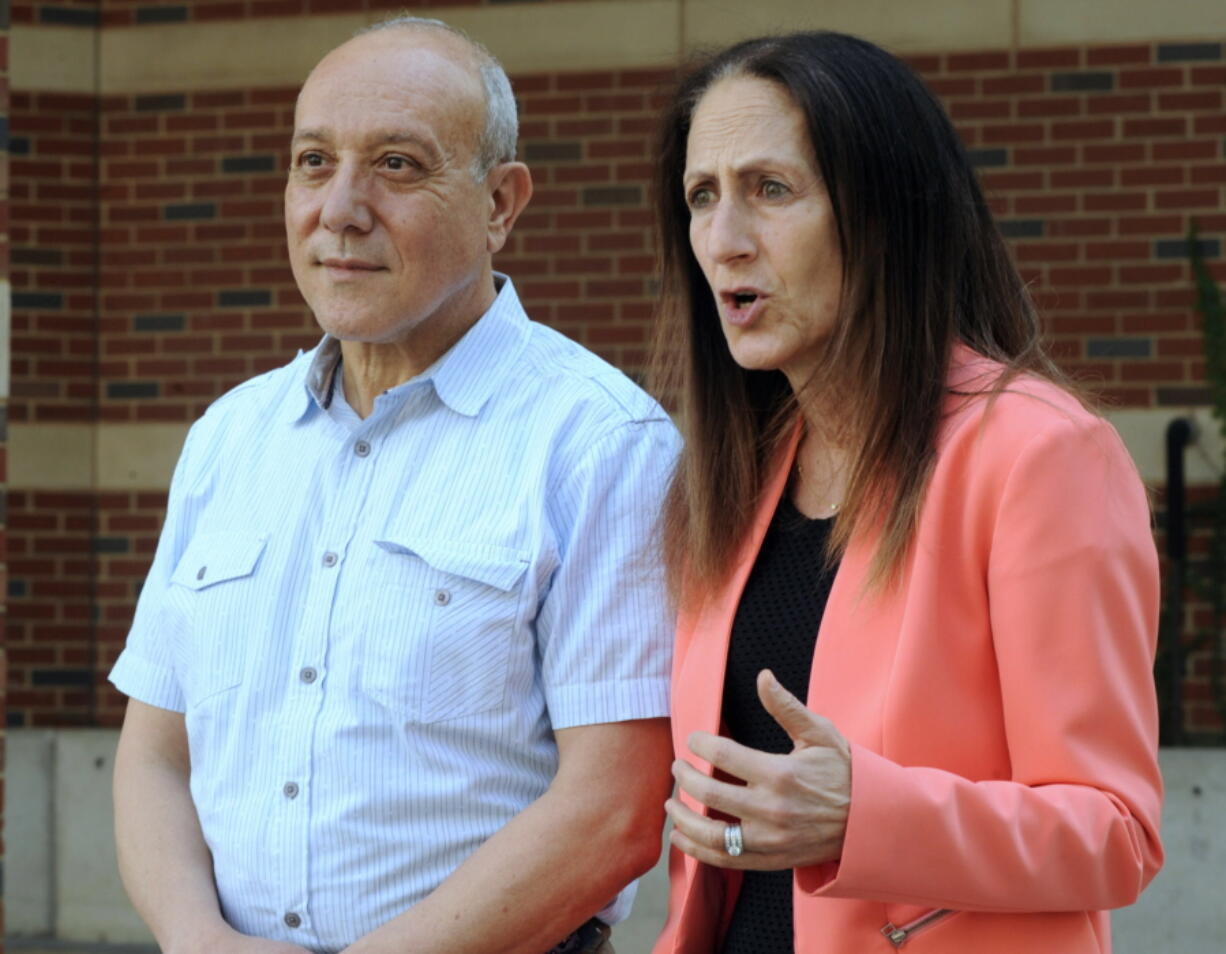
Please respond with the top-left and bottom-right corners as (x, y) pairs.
(665, 669), (851, 870)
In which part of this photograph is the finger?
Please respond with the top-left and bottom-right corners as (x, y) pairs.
(664, 796), (737, 855)
(672, 758), (769, 820)
(666, 813), (794, 872)
(756, 669), (841, 748)
(687, 729), (779, 784)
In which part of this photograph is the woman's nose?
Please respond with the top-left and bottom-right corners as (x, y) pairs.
(703, 197), (756, 264)
(319, 165), (375, 234)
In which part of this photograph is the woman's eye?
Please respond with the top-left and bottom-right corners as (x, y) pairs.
(686, 187), (714, 210)
(761, 179), (790, 199)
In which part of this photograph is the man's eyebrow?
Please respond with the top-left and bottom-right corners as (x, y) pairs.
(290, 128), (443, 161)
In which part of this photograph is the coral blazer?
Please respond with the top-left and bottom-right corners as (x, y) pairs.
(654, 350), (1164, 954)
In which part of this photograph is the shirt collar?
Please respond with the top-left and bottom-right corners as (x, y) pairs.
(285, 273), (530, 425)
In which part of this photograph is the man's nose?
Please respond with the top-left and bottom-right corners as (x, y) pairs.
(319, 164), (375, 234)
(704, 196), (756, 264)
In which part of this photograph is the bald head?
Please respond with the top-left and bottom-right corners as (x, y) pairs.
(335, 16), (519, 180)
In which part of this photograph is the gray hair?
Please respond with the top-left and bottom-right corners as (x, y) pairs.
(357, 16), (519, 180)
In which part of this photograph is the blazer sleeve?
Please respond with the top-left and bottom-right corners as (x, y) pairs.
(798, 412), (1165, 912)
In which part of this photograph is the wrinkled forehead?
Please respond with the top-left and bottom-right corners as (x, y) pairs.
(294, 30), (485, 146)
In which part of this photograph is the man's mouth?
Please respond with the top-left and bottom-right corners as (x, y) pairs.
(320, 257), (383, 271)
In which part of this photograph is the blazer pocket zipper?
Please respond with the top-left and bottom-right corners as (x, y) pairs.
(880, 908), (958, 947)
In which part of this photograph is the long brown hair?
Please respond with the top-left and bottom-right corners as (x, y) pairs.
(652, 31), (1069, 598)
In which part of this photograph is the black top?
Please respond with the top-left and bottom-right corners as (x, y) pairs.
(719, 494), (839, 954)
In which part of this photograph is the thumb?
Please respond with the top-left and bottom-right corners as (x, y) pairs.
(756, 669), (840, 749)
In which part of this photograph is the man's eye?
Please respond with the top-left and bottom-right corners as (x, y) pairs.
(298, 152), (327, 168)
(384, 155), (417, 172)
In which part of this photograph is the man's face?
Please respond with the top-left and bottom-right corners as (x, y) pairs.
(285, 30), (496, 347)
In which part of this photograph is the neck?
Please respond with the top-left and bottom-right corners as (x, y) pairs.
(791, 411), (852, 520)
(338, 271), (497, 418)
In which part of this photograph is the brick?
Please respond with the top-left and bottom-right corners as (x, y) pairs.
(948, 51), (1011, 72)
(1190, 66), (1226, 86)
(1052, 168), (1115, 188)
(1157, 43), (1222, 63)
(1086, 93), (1151, 115)
(1155, 189), (1219, 209)
(1018, 48), (1082, 70)
(13, 292), (64, 309)
(981, 74), (1044, 95)
(1120, 166), (1185, 187)
(1048, 218), (1111, 237)
(981, 123), (1046, 145)
(1014, 194), (1078, 214)
(1083, 143), (1145, 163)
(1018, 97), (1082, 118)
(165, 202), (216, 221)
(39, 6), (99, 26)
(1152, 140), (1217, 162)
(1123, 117), (1188, 137)
(968, 148), (1009, 167)
(996, 219), (1045, 239)
(1050, 119), (1117, 141)
(218, 289), (273, 308)
(1051, 71), (1115, 92)
(135, 5), (189, 23)
(1120, 264), (1183, 284)
(1088, 46), (1152, 67)
(582, 186), (642, 207)
(135, 93), (186, 112)
(1191, 165), (1226, 185)
(1119, 215), (1184, 236)
(1013, 146), (1077, 165)
(927, 77), (977, 96)
(1158, 91), (1223, 111)
(1119, 67), (1185, 89)
(1155, 238), (1220, 259)
(1087, 337), (1153, 358)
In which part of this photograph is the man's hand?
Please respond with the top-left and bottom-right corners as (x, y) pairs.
(666, 669), (851, 869)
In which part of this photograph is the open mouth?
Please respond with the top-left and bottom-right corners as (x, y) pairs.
(733, 292), (758, 307)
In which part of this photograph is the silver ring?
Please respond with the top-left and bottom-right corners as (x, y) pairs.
(724, 822), (744, 857)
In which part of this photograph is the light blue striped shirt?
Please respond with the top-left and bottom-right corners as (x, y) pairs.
(110, 276), (678, 953)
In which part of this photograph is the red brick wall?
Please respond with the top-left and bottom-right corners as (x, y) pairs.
(7, 39), (1226, 735)
(1, 17), (10, 950)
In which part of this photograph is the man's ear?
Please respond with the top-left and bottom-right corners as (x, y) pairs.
(485, 162), (533, 255)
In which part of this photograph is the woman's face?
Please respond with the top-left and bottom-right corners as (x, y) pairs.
(684, 74), (844, 390)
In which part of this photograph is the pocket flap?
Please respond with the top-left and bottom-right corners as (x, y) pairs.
(171, 531), (268, 590)
(374, 537), (529, 592)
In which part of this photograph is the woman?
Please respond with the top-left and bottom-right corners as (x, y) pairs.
(650, 31), (1163, 954)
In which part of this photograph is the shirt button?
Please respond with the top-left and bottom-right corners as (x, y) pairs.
(434, 589), (451, 606)
(354, 440), (371, 458)
(283, 781), (300, 799)
(284, 912), (302, 929)
(322, 551), (338, 568)
(299, 667), (318, 684)
(196, 566), (207, 581)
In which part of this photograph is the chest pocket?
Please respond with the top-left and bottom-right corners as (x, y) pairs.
(361, 535), (530, 724)
(169, 531), (268, 707)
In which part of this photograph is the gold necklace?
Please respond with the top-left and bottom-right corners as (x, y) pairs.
(794, 457), (841, 515)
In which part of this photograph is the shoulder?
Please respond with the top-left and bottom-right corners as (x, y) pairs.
(934, 350), (1144, 522)
(175, 350), (311, 482)
(514, 319), (674, 433)
(940, 349), (1113, 461)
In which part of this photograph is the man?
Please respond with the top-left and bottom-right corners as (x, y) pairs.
(110, 18), (677, 954)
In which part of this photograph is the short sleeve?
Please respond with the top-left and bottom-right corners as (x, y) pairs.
(535, 417), (680, 729)
(108, 425), (204, 712)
